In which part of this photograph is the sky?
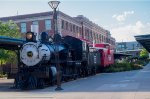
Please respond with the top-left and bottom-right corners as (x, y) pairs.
(0, 0), (150, 42)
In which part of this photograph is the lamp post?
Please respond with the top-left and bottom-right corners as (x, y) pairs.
(48, 0), (63, 91)
(48, 0), (60, 36)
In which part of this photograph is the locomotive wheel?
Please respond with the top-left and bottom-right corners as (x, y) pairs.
(14, 75), (20, 89)
(73, 74), (78, 80)
(63, 76), (69, 82)
(37, 79), (44, 89)
(84, 67), (89, 77)
(91, 67), (96, 75)
(14, 73), (27, 90)
(28, 76), (37, 89)
(94, 68), (97, 75)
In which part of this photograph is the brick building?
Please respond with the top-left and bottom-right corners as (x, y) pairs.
(0, 11), (115, 48)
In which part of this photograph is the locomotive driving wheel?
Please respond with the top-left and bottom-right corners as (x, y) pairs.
(28, 76), (38, 89)
(37, 79), (44, 89)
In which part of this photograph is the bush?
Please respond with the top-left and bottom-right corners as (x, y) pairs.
(103, 59), (148, 73)
(103, 62), (132, 73)
(132, 59), (149, 66)
(131, 63), (143, 70)
(0, 72), (7, 78)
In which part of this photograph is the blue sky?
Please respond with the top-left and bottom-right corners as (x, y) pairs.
(0, 0), (150, 42)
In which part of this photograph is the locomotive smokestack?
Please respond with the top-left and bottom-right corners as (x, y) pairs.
(31, 25), (39, 41)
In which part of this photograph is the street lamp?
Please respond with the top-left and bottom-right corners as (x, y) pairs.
(48, 0), (63, 91)
(48, 1), (60, 36)
(48, 1), (60, 9)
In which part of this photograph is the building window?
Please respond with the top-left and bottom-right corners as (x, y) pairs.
(96, 34), (99, 43)
(102, 35), (103, 42)
(45, 20), (51, 30)
(90, 31), (92, 40)
(73, 25), (75, 32)
(61, 20), (64, 29)
(20, 22), (26, 33)
(76, 26), (79, 33)
(103, 36), (105, 42)
(93, 33), (96, 42)
(66, 22), (68, 30)
(32, 21), (38, 25)
(79, 27), (81, 35)
(70, 23), (72, 32)
(99, 34), (101, 42)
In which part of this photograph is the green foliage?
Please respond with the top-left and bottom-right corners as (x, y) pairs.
(140, 48), (149, 59)
(104, 62), (133, 73)
(0, 20), (20, 66)
(0, 50), (17, 65)
(103, 59), (149, 73)
(0, 72), (7, 78)
(0, 20), (21, 38)
(0, 50), (10, 65)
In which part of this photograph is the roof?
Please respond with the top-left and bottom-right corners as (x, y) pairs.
(0, 11), (80, 24)
(135, 34), (150, 52)
(0, 36), (25, 50)
(0, 11), (81, 27)
(0, 11), (53, 21)
(114, 53), (132, 59)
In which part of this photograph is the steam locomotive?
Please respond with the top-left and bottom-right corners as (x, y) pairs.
(14, 31), (114, 89)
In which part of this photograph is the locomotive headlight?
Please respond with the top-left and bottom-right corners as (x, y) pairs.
(26, 32), (36, 42)
(26, 33), (33, 40)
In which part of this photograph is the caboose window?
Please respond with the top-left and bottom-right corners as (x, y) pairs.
(45, 20), (51, 30)
(20, 22), (26, 33)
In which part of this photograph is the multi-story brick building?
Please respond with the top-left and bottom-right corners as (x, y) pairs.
(0, 11), (115, 48)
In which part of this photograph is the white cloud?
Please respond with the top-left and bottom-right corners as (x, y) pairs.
(91, 18), (100, 24)
(112, 11), (134, 22)
(147, 22), (150, 26)
(110, 21), (150, 42)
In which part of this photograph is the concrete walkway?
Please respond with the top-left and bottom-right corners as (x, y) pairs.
(1, 63), (150, 99)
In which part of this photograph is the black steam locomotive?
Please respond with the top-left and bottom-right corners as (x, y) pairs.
(14, 31), (100, 89)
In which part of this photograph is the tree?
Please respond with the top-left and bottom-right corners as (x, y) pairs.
(140, 48), (149, 59)
(0, 50), (9, 65)
(0, 20), (21, 67)
(0, 20), (21, 38)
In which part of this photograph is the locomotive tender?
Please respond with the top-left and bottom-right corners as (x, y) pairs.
(14, 31), (114, 89)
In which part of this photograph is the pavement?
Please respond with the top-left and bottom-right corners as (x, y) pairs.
(1, 63), (150, 99)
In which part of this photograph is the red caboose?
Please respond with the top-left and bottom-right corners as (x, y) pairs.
(76, 37), (114, 69)
(94, 43), (114, 67)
